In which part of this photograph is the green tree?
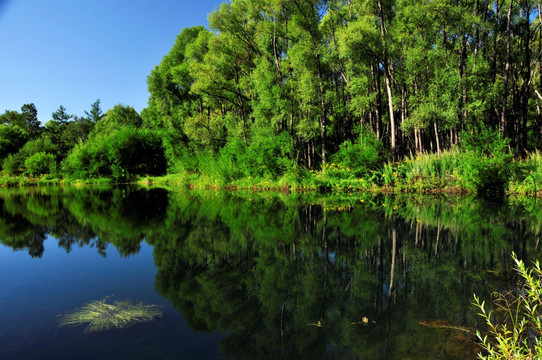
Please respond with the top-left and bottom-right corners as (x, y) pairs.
(20, 103), (41, 139)
(51, 105), (72, 124)
(84, 99), (104, 123)
(92, 104), (142, 136)
(0, 123), (28, 160)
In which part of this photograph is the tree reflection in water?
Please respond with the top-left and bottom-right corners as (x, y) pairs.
(1, 187), (540, 359)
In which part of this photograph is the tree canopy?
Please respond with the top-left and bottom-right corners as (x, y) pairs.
(144, 0), (542, 169)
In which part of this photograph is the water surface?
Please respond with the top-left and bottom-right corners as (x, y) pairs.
(0, 186), (540, 359)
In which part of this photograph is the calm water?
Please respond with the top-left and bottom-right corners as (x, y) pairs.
(0, 186), (540, 359)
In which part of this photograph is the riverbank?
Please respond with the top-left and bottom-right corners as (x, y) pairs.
(3, 149), (542, 197)
(140, 149), (542, 197)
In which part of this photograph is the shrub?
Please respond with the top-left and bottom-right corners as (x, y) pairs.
(2, 137), (59, 175)
(2, 154), (21, 175)
(24, 152), (56, 176)
(62, 126), (167, 181)
(459, 128), (512, 195)
(195, 132), (297, 185)
(107, 127), (168, 180)
(242, 132), (296, 178)
(331, 129), (385, 177)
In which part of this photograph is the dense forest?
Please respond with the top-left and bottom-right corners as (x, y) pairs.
(2, 0), (542, 193)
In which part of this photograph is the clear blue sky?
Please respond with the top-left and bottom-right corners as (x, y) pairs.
(0, 0), (225, 124)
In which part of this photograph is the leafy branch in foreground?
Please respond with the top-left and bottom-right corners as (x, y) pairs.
(58, 299), (163, 333)
(474, 253), (542, 359)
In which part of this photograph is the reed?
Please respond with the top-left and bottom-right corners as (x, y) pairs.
(59, 299), (163, 333)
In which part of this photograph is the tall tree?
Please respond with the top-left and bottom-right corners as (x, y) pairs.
(51, 105), (72, 125)
(85, 99), (104, 123)
(20, 103), (41, 139)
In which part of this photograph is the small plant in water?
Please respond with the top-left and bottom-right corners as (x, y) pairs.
(58, 299), (163, 333)
(474, 253), (542, 359)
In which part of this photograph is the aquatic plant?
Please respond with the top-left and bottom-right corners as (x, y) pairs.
(58, 299), (163, 333)
(474, 253), (542, 359)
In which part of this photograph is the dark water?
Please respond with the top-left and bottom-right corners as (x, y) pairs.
(0, 186), (540, 359)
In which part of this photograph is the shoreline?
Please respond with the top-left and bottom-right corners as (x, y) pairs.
(1, 172), (539, 198)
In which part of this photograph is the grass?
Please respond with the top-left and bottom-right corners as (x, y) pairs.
(58, 299), (163, 333)
(6, 148), (542, 198)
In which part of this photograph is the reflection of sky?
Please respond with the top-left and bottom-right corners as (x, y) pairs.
(0, 235), (158, 327)
(0, 235), (224, 360)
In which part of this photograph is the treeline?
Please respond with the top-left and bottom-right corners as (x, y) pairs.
(145, 0), (542, 171)
(2, 0), (542, 183)
(0, 101), (167, 181)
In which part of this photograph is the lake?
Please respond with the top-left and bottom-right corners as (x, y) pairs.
(0, 186), (539, 359)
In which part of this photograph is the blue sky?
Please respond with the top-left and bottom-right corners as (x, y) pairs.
(0, 0), (224, 123)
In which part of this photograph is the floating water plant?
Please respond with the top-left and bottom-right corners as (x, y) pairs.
(58, 299), (163, 333)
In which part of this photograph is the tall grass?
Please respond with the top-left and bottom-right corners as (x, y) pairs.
(509, 151), (542, 196)
(396, 149), (468, 192)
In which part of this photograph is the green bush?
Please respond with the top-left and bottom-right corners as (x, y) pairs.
(91, 104), (142, 136)
(161, 133), (198, 174)
(62, 126), (167, 181)
(242, 132), (296, 178)
(2, 137), (59, 175)
(107, 127), (167, 180)
(195, 132), (297, 185)
(459, 128), (512, 195)
(0, 124), (28, 160)
(2, 154), (21, 175)
(331, 130), (385, 177)
(24, 152), (56, 176)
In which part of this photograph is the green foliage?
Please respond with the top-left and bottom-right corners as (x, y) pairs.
(92, 104), (142, 136)
(243, 132), (297, 178)
(459, 128), (513, 195)
(51, 105), (72, 124)
(84, 99), (104, 123)
(0, 124), (28, 160)
(20, 103), (41, 139)
(194, 132), (297, 185)
(3, 137), (58, 176)
(395, 150), (468, 192)
(4, 0), (542, 189)
(136, 0), (542, 186)
(63, 127), (167, 181)
(2, 154), (20, 176)
(24, 151), (56, 176)
(106, 127), (167, 180)
(474, 253), (542, 359)
(509, 152), (542, 195)
(61, 116), (94, 148)
(331, 130), (385, 177)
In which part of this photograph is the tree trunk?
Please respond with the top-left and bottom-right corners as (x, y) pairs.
(521, 6), (531, 153)
(434, 120), (441, 156)
(500, 0), (513, 136)
(312, 47), (327, 164)
(378, 0), (396, 160)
